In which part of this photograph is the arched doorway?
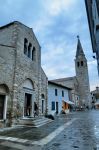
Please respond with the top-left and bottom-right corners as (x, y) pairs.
(23, 79), (35, 117)
(0, 84), (9, 120)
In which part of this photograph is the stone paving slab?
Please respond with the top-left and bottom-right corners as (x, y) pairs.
(0, 114), (74, 141)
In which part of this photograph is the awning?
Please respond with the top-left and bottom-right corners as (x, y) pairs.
(65, 100), (74, 105)
(95, 100), (99, 105)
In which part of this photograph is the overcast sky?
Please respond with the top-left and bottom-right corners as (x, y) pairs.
(0, 0), (99, 90)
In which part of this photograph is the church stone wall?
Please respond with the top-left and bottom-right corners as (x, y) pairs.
(40, 68), (48, 114)
(12, 22), (41, 114)
(0, 25), (16, 91)
(0, 22), (48, 126)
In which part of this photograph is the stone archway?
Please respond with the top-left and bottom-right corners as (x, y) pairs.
(23, 79), (35, 117)
(0, 84), (9, 120)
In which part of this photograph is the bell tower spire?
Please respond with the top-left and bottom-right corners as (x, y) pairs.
(75, 36), (91, 108)
(76, 35), (85, 57)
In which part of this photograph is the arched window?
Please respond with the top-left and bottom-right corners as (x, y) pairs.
(41, 94), (45, 99)
(81, 61), (83, 66)
(77, 62), (79, 67)
(32, 47), (36, 61)
(24, 38), (28, 55)
(28, 43), (32, 58)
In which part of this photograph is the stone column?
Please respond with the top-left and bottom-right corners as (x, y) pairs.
(12, 83), (18, 124)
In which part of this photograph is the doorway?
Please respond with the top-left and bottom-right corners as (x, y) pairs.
(0, 95), (5, 119)
(24, 93), (32, 117)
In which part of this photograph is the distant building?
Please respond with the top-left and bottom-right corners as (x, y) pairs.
(0, 21), (48, 127)
(48, 81), (73, 115)
(85, 0), (99, 75)
(51, 37), (91, 109)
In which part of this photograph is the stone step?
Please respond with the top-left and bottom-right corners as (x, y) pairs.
(18, 117), (53, 127)
(33, 118), (52, 127)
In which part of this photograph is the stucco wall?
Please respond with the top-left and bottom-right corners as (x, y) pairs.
(48, 83), (69, 115)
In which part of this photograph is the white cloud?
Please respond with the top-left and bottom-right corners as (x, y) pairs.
(43, 0), (77, 16)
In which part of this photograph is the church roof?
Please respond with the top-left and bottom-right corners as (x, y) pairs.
(50, 76), (76, 82)
(76, 36), (85, 57)
(48, 81), (72, 90)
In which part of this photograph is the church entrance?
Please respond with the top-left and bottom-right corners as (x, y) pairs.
(23, 79), (35, 118)
(0, 95), (5, 119)
(24, 93), (32, 117)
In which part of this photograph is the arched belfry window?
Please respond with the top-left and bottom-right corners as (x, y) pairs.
(77, 62), (79, 67)
(24, 38), (28, 55)
(81, 61), (83, 66)
(32, 47), (36, 61)
(41, 94), (45, 99)
(28, 43), (32, 58)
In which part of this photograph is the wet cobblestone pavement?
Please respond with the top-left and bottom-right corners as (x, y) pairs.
(0, 115), (72, 140)
(45, 110), (99, 150)
(0, 110), (99, 150)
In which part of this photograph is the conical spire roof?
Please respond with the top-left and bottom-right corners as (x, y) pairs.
(76, 36), (85, 57)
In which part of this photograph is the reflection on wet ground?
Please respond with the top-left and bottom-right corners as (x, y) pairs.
(45, 110), (99, 150)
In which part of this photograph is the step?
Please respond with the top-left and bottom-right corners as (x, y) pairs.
(33, 118), (51, 126)
(18, 117), (53, 127)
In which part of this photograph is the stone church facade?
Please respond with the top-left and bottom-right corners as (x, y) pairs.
(0, 21), (48, 127)
(51, 37), (91, 109)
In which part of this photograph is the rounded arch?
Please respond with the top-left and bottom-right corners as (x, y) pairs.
(0, 84), (9, 94)
(41, 93), (45, 99)
(23, 78), (34, 90)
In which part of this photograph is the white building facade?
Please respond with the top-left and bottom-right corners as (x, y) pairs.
(48, 81), (73, 115)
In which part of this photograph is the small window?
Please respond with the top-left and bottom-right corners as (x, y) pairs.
(28, 43), (32, 58)
(55, 89), (57, 96)
(62, 90), (64, 97)
(52, 101), (55, 110)
(24, 38), (28, 55)
(41, 94), (45, 99)
(81, 61), (83, 66)
(32, 47), (36, 61)
(77, 62), (79, 67)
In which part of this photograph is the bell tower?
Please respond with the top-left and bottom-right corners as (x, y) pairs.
(75, 36), (91, 108)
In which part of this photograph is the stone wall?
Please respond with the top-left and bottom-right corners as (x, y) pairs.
(40, 68), (48, 115)
(0, 21), (48, 126)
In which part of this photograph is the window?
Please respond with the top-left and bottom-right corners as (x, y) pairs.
(28, 43), (32, 58)
(77, 62), (79, 67)
(81, 61), (83, 66)
(41, 94), (45, 99)
(62, 90), (64, 97)
(24, 38), (28, 55)
(55, 89), (57, 96)
(52, 101), (55, 110)
(24, 38), (36, 61)
(32, 47), (36, 61)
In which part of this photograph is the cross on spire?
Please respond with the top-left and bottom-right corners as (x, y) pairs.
(77, 35), (79, 39)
